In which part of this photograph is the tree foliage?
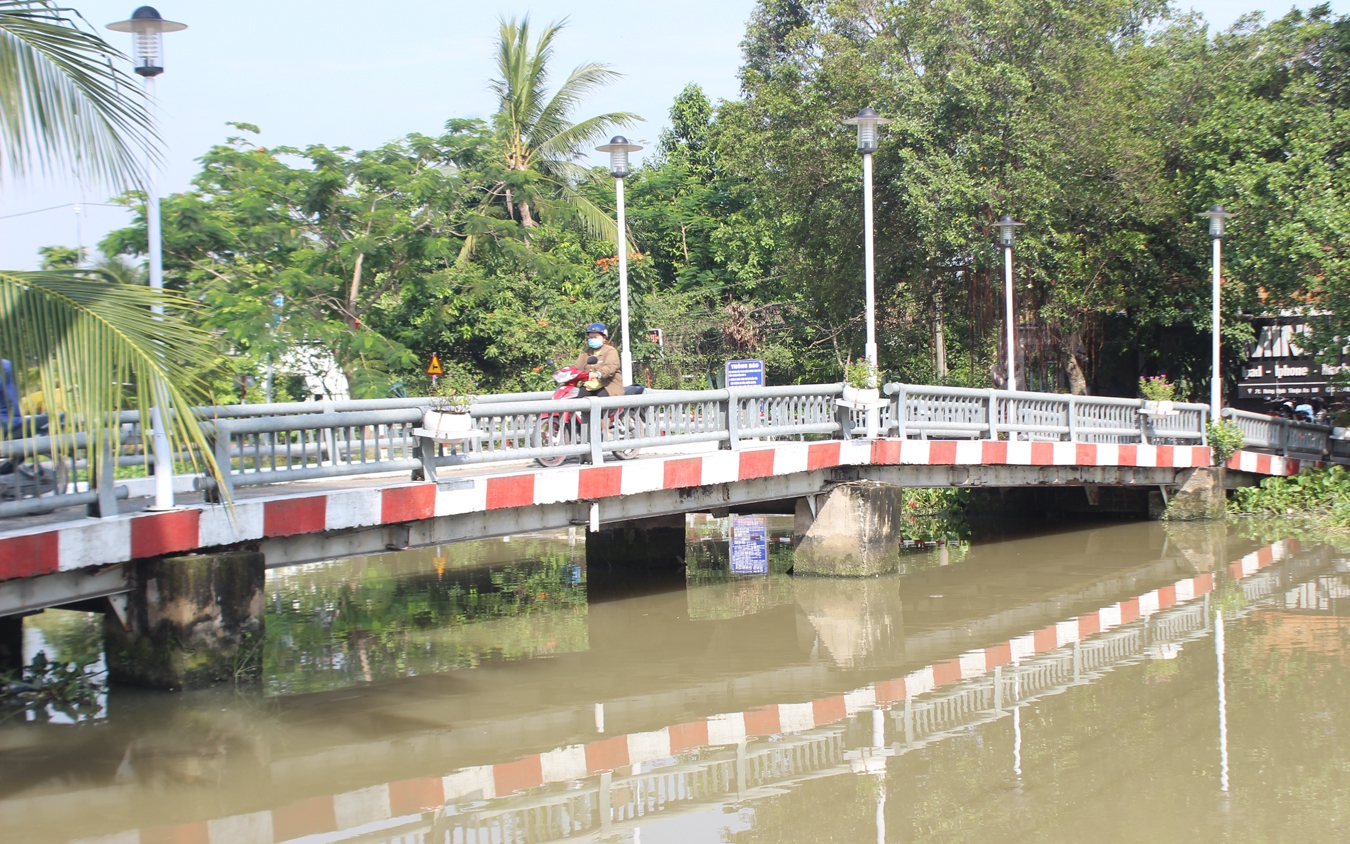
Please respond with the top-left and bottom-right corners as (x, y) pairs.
(92, 3), (1350, 401)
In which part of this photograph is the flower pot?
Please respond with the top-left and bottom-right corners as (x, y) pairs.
(856, 388), (881, 404)
(423, 409), (473, 437)
(841, 385), (859, 403)
(1142, 400), (1175, 417)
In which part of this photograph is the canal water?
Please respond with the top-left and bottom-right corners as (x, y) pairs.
(3, 518), (1349, 843)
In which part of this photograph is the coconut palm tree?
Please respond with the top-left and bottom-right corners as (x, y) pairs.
(490, 16), (639, 241)
(1, 2), (219, 494)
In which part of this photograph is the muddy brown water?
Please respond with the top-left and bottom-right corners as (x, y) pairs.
(2, 518), (1348, 843)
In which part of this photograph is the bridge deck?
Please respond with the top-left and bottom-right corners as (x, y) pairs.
(0, 438), (1229, 584)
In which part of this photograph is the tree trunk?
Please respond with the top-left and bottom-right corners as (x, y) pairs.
(934, 288), (948, 380)
(347, 251), (364, 330)
(1065, 354), (1089, 395)
(518, 198), (538, 228)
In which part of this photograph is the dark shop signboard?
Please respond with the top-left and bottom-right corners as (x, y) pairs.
(1238, 316), (1349, 399)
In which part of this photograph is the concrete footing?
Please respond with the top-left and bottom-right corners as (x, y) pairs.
(585, 515), (687, 570)
(1166, 467), (1227, 521)
(793, 481), (903, 577)
(104, 551), (265, 690)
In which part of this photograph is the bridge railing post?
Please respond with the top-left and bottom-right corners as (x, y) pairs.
(87, 439), (119, 518)
(834, 398), (854, 440)
(987, 389), (999, 440)
(1067, 396), (1078, 443)
(413, 436), (438, 483)
(723, 388), (740, 451)
(892, 385), (907, 439)
(205, 420), (234, 503)
(588, 398), (604, 465)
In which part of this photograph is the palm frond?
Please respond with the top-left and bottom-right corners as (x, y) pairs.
(546, 184), (636, 253)
(0, 1), (157, 189)
(0, 269), (223, 495)
(490, 16), (568, 157)
(531, 62), (625, 146)
(537, 112), (640, 164)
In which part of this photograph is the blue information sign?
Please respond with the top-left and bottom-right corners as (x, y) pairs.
(730, 515), (769, 575)
(725, 359), (766, 388)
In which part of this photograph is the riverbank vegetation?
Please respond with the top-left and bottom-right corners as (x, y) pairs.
(1230, 466), (1350, 529)
(64, 2), (1350, 400)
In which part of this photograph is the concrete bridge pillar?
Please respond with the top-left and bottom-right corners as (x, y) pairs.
(104, 551), (265, 690)
(1166, 467), (1227, 521)
(793, 481), (904, 577)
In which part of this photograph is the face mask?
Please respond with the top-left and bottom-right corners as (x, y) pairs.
(588, 338), (603, 349)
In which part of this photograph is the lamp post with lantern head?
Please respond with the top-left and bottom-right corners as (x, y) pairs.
(842, 108), (893, 383)
(596, 136), (643, 388)
(1200, 205), (1234, 420)
(108, 6), (186, 510)
(995, 215), (1025, 392)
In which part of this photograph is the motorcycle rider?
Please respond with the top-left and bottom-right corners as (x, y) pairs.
(575, 323), (624, 397)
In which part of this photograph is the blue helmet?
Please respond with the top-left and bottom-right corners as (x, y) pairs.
(585, 322), (608, 336)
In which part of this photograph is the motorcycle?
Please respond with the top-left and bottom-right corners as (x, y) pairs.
(535, 366), (642, 468)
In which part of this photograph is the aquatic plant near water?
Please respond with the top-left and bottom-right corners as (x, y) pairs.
(1229, 466), (1350, 528)
(0, 652), (103, 722)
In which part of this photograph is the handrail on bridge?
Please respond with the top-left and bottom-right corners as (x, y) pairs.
(12, 380), (1326, 521)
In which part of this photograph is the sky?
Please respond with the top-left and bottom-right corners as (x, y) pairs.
(1, 0), (1343, 269)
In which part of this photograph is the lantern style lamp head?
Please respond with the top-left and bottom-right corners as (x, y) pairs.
(843, 107), (894, 154)
(108, 7), (187, 77)
(996, 214), (1025, 249)
(1199, 204), (1234, 239)
(596, 136), (643, 178)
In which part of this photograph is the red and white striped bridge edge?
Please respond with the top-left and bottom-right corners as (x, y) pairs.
(1225, 449), (1312, 477)
(69, 537), (1299, 844)
(1, 440), (1222, 581)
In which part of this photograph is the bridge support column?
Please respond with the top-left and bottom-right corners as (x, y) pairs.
(793, 481), (903, 577)
(104, 551), (265, 690)
(1166, 467), (1227, 521)
(585, 515), (687, 570)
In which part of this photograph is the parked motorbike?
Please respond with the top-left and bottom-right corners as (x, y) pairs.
(535, 366), (641, 468)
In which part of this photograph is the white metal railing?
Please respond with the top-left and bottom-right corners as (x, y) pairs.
(3, 382), (1223, 518)
(890, 384), (1208, 444)
(1221, 407), (1350, 461)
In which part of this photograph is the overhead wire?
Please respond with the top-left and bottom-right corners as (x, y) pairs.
(0, 202), (127, 221)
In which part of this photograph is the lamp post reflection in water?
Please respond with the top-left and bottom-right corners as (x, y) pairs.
(1012, 668), (1024, 784)
(1216, 611), (1230, 793)
(873, 708), (886, 844)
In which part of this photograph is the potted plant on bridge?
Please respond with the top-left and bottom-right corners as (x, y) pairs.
(842, 360), (880, 405)
(1138, 375), (1177, 417)
(421, 377), (477, 440)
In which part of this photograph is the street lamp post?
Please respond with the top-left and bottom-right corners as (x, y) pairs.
(1200, 205), (1234, 420)
(596, 136), (643, 388)
(995, 215), (1026, 392)
(109, 6), (186, 511)
(843, 108), (893, 382)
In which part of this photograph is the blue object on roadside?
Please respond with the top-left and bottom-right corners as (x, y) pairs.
(0, 359), (19, 431)
(725, 359), (766, 388)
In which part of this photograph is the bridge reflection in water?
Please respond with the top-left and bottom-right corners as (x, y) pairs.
(1, 522), (1347, 844)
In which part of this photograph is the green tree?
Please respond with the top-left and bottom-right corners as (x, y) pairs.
(489, 16), (637, 241)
